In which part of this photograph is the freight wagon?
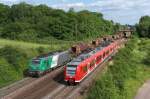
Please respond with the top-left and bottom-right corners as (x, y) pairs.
(29, 51), (71, 77)
(71, 43), (91, 56)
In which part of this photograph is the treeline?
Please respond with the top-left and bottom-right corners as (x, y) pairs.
(136, 16), (150, 38)
(0, 2), (121, 42)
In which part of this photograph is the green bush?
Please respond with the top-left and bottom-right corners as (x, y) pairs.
(0, 46), (27, 70)
(37, 46), (45, 54)
(0, 46), (39, 87)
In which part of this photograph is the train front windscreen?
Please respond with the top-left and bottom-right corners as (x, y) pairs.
(32, 59), (41, 65)
(66, 65), (77, 76)
(29, 59), (42, 71)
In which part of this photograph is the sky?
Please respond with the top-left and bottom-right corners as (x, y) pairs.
(0, 0), (150, 25)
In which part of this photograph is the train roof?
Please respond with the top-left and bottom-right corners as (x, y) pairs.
(67, 46), (104, 66)
(33, 51), (68, 60)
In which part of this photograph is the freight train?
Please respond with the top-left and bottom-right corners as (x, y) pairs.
(28, 30), (132, 77)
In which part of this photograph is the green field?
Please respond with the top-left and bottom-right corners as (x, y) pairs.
(87, 37), (150, 99)
(0, 38), (75, 50)
(0, 39), (50, 49)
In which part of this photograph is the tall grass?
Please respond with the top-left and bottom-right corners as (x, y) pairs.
(0, 39), (50, 49)
(0, 38), (75, 50)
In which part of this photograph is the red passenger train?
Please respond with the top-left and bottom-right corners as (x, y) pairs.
(64, 40), (119, 85)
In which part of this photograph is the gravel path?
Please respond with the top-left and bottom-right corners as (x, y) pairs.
(135, 80), (150, 99)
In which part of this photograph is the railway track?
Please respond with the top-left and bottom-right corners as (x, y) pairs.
(2, 67), (64, 99)
(43, 52), (114, 99)
(2, 54), (111, 99)
(0, 77), (36, 98)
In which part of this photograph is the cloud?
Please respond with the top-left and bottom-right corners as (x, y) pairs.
(0, 0), (21, 5)
(0, 0), (150, 24)
(0, 0), (20, 3)
(51, 0), (150, 24)
(51, 2), (86, 10)
(52, 0), (150, 12)
(1, 0), (19, 2)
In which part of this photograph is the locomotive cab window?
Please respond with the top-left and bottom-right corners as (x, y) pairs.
(32, 59), (41, 65)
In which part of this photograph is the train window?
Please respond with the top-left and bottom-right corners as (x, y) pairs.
(99, 56), (102, 60)
(111, 48), (113, 51)
(97, 55), (102, 62)
(90, 60), (95, 67)
(106, 50), (109, 55)
(103, 52), (106, 58)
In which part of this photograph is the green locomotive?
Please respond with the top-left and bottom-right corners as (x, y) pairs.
(28, 51), (71, 77)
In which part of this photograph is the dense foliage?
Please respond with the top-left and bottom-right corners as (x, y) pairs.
(0, 46), (29, 87)
(136, 16), (150, 38)
(0, 45), (47, 88)
(87, 38), (150, 99)
(0, 3), (120, 42)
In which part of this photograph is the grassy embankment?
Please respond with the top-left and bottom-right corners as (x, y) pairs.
(87, 37), (150, 99)
(0, 38), (75, 88)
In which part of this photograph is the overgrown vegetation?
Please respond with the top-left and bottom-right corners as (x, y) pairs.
(0, 2), (122, 42)
(0, 46), (31, 88)
(87, 38), (150, 99)
(136, 16), (150, 38)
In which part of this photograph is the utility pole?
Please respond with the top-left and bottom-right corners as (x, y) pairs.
(75, 21), (78, 42)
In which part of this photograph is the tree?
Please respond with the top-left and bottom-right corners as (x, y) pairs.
(136, 16), (150, 38)
(0, 2), (117, 42)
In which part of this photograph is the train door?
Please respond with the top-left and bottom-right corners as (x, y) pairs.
(96, 54), (102, 64)
(89, 59), (96, 70)
(44, 59), (49, 70)
(103, 51), (106, 59)
(87, 62), (90, 73)
(82, 63), (89, 76)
